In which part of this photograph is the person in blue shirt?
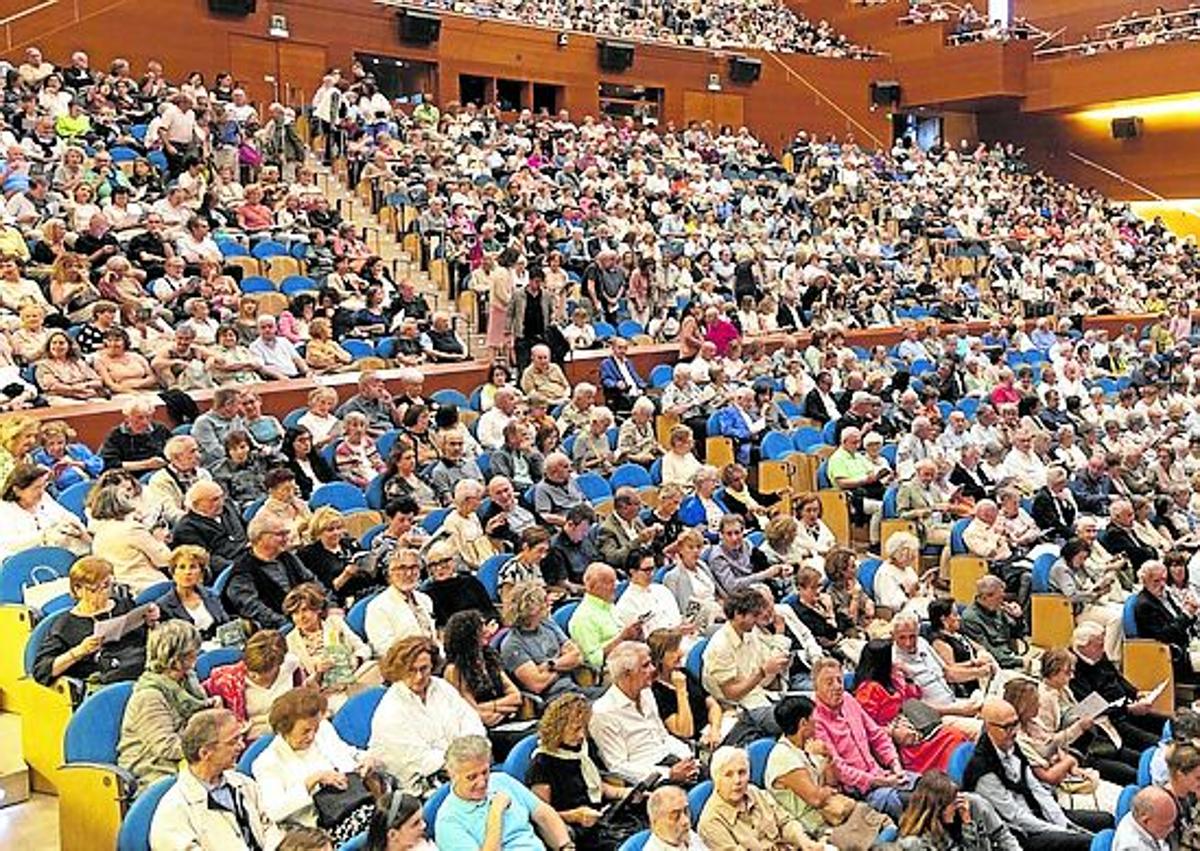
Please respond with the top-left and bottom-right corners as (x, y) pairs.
(435, 734), (573, 851)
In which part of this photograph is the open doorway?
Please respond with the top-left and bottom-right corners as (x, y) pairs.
(355, 53), (437, 102)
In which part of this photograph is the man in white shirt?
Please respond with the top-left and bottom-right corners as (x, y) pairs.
(248, 315), (308, 380)
(614, 543), (685, 637)
(645, 785), (710, 851)
(476, 386), (517, 451)
(1113, 786), (1175, 851)
(589, 641), (699, 784)
(1003, 430), (1047, 492)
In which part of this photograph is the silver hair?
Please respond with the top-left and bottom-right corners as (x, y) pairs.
(145, 619), (201, 674)
(606, 640), (648, 681)
(181, 708), (236, 763)
(88, 484), (137, 521)
(647, 784), (687, 822)
(1072, 621), (1105, 650)
(632, 396), (655, 416)
(246, 511), (284, 542)
(1139, 560), (1166, 582)
(184, 479), (223, 510)
(710, 745), (748, 778)
(121, 395), (157, 416)
(445, 735), (493, 771)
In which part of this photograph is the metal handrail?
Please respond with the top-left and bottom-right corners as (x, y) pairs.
(1035, 22), (1200, 57)
(0, 0), (57, 28)
(1064, 151), (1200, 224)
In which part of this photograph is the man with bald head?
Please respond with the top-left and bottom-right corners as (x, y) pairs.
(645, 784), (707, 851)
(964, 698), (1111, 851)
(171, 480), (248, 571)
(1114, 786), (1176, 851)
(531, 451), (585, 528)
(569, 562), (643, 670)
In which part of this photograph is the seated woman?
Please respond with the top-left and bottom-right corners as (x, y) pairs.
(614, 396), (661, 466)
(9, 300), (52, 365)
(298, 386), (343, 449)
(282, 583), (375, 713)
(789, 566), (866, 666)
(442, 610), (526, 758)
(647, 628), (724, 748)
(155, 545), (236, 644)
(117, 620), (219, 787)
(203, 629), (309, 740)
(241, 391), (286, 457)
(719, 462), (773, 531)
(441, 478), (500, 571)
(32, 555), (152, 689)
(297, 507), (378, 606)
(1036, 647), (1139, 786)
(381, 438), (438, 510)
(872, 531), (934, 618)
(793, 494), (838, 573)
(498, 581), (589, 700)
(759, 514), (817, 578)
(926, 597), (996, 699)
(364, 547), (437, 658)
(399, 404), (439, 468)
(282, 426), (337, 501)
(423, 539), (498, 629)
(661, 528), (724, 634)
(767, 696), (892, 843)
(253, 468), (312, 548)
(678, 465), (731, 536)
(34, 328), (108, 403)
(0, 461), (91, 561)
(528, 693), (645, 850)
(88, 481), (173, 595)
(435, 734), (571, 849)
(252, 687), (383, 845)
(369, 636), (486, 796)
(571, 405), (616, 475)
(210, 430), (270, 514)
(1005, 677), (1121, 812)
(32, 420), (103, 491)
(364, 790), (437, 851)
(207, 323), (263, 385)
(94, 327), (159, 395)
(852, 639), (970, 775)
(699, 745), (820, 851)
(897, 771), (1021, 851)
(334, 411), (386, 488)
(660, 425), (702, 492)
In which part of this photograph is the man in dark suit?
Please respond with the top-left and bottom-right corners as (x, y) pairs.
(1099, 499), (1157, 572)
(775, 291), (805, 330)
(1030, 468), (1077, 543)
(222, 513), (322, 630)
(1133, 561), (1198, 684)
(598, 337), (646, 415)
(950, 445), (994, 502)
(171, 480), (248, 573)
(1069, 454), (1114, 515)
(1070, 621), (1165, 750)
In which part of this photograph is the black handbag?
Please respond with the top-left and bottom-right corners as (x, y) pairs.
(312, 772), (374, 829)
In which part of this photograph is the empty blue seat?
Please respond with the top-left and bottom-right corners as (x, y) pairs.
(576, 472), (613, 504)
(116, 775), (177, 851)
(251, 240), (288, 259)
(310, 482), (369, 511)
(239, 276), (274, 293)
(1, 546), (77, 604)
(332, 685), (387, 748)
(610, 463), (652, 490)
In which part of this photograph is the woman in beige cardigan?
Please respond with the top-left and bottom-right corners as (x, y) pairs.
(89, 481), (173, 596)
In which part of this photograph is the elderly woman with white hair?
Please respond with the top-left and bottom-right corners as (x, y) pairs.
(873, 531), (933, 618)
(661, 423), (702, 492)
(698, 745), (822, 851)
(117, 619), (220, 787)
(679, 464), (732, 533)
(334, 411), (386, 488)
(615, 396), (661, 466)
(441, 478), (500, 570)
(571, 404), (617, 475)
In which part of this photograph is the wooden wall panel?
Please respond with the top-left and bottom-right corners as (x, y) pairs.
(1024, 43), (1200, 113)
(1013, 0), (1195, 41)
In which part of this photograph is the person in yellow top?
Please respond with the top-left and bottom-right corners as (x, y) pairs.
(54, 100), (91, 140)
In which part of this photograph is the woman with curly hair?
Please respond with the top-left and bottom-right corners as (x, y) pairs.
(527, 693), (646, 850)
(442, 608), (526, 757)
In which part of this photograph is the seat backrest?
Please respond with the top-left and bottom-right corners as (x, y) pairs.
(1090, 828), (1114, 851)
(619, 830), (650, 851)
(762, 432), (793, 461)
(611, 463), (652, 490)
(1, 545), (77, 603)
(822, 420), (838, 445)
(1123, 596), (1139, 638)
(552, 601), (579, 633)
(816, 460), (831, 489)
(649, 457), (663, 485)
(881, 485), (899, 519)
(858, 558), (882, 598)
(212, 566), (235, 598)
(576, 472), (612, 503)
(237, 733), (275, 776)
(332, 685), (387, 748)
(1116, 785), (1138, 822)
(340, 833), (368, 851)
(1031, 554), (1056, 594)
(310, 482), (368, 511)
(134, 581), (172, 606)
(947, 741), (974, 784)
(747, 738), (775, 786)
(685, 636), (709, 682)
(57, 481), (93, 521)
(478, 555), (510, 600)
(345, 592), (378, 640)
(421, 507), (451, 534)
(950, 518), (970, 555)
(687, 780), (713, 825)
(195, 647), (243, 682)
(1138, 746), (1156, 786)
(501, 734), (539, 783)
(64, 681), (136, 764)
(116, 775), (177, 851)
(24, 608), (66, 675)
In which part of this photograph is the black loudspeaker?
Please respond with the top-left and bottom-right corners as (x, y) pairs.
(397, 10), (441, 44)
(598, 41), (635, 72)
(1111, 117), (1142, 139)
(728, 56), (762, 83)
(208, 0), (255, 14)
(869, 80), (901, 107)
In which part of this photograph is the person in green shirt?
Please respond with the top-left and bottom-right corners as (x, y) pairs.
(568, 562), (643, 670)
(825, 427), (889, 543)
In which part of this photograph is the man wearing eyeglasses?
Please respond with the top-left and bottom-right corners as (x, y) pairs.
(963, 698), (1111, 851)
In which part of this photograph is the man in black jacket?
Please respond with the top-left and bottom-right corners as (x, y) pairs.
(221, 513), (322, 630)
(1069, 621), (1165, 750)
(1099, 499), (1157, 572)
(1030, 468), (1078, 544)
(1133, 560), (1199, 684)
(99, 397), (172, 472)
(171, 480), (248, 574)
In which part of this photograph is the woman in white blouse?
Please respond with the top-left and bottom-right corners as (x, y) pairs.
(368, 636), (485, 795)
(88, 482), (172, 596)
(872, 531), (932, 618)
(793, 495), (837, 572)
(251, 686), (384, 844)
(364, 548), (436, 657)
(0, 462), (90, 560)
(661, 424), (702, 492)
(297, 386), (343, 448)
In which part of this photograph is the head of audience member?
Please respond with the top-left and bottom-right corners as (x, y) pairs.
(170, 544), (210, 596)
(607, 639), (655, 701)
(884, 530), (919, 569)
(180, 708), (244, 782)
(165, 435), (201, 474)
(247, 513), (291, 560)
(973, 499), (999, 526)
(980, 697), (1021, 752)
(648, 785), (693, 848)
(1165, 742), (1200, 799)
(1139, 560), (1169, 599)
(269, 686), (330, 756)
(1110, 498), (1135, 529)
(543, 452), (572, 485)
(711, 746), (751, 807)
(973, 574), (1007, 613)
(445, 734), (495, 802)
(365, 790), (427, 851)
(897, 771), (967, 838)
(530, 344), (553, 373)
(813, 657), (845, 711)
(381, 636), (439, 700)
(265, 468), (299, 503)
(723, 585), (770, 637)
(1131, 786), (1178, 842)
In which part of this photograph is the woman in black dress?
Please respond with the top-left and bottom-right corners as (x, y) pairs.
(281, 426), (336, 500)
(296, 506), (378, 606)
(441, 609), (525, 758)
(645, 628), (724, 750)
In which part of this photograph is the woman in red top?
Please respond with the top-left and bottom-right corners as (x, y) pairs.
(852, 639), (969, 773)
(236, 183), (274, 233)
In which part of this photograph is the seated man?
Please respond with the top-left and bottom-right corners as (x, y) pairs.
(1069, 622), (1165, 752)
(963, 499), (1032, 605)
(613, 547), (685, 637)
(335, 370), (400, 436)
(221, 513), (321, 630)
(1030, 467), (1078, 543)
(891, 613), (983, 735)
(961, 575), (1025, 671)
(569, 562), (643, 671)
(599, 336), (646, 414)
(1133, 560), (1199, 685)
(531, 451), (585, 528)
(588, 640), (701, 784)
(1100, 499), (1158, 573)
(426, 430), (484, 506)
(519, 343), (570, 406)
(826, 427), (887, 543)
(145, 435), (213, 526)
(964, 698), (1112, 851)
(171, 480), (248, 573)
(247, 314), (308, 380)
(499, 581), (588, 701)
(150, 708), (282, 850)
(705, 514), (784, 596)
(191, 388), (245, 468)
(99, 395), (171, 472)
(541, 504), (599, 587)
(699, 745), (821, 851)
(1113, 786), (1176, 851)
(596, 486), (660, 569)
(711, 386), (767, 466)
(896, 458), (954, 548)
(645, 785), (707, 851)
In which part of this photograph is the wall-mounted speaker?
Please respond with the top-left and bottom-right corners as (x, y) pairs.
(598, 40), (635, 72)
(869, 80), (901, 107)
(208, 0), (255, 14)
(1111, 116), (1142, 139)
(397, 10), (441, 44)
(728, 56), (762, 83)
